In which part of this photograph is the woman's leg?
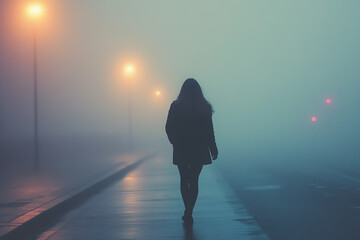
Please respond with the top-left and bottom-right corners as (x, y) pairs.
(178, 164), (191, 213)
(187, 163), (203, 214)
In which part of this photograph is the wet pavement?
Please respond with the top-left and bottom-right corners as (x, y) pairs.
(0, 152), (143, 238)
(221, 160), (360, 240)
(37, 152), (268, 240)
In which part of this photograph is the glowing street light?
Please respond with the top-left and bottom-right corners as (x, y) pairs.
(155, 90), (161, 96)
(124, 64), (135, 76)
(312, 117), (317, 122)
(123, 63), (135, 152)
(326, 98), (331, 104)
(27, 4), (43, 17)
(27, 3), (44, 171)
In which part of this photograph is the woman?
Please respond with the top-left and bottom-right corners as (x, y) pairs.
(165, 78), (218, 223)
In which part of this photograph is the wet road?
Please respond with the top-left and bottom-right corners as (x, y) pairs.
(30, 151), (360, 240)
(222, 161), (360, 240)
(36, 153), (268, 240)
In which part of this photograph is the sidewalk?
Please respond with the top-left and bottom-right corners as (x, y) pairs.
(38, 152), (269, 240)
(0, 150), (148, 239)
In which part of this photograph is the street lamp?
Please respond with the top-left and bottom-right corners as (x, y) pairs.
(27, 3), (43, 170)
(28, 4), (43, 17)
(124, 64), (135, 153)
(124, 65), (135, 75)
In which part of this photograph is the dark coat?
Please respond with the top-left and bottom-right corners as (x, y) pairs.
(165, 100), (218, 165)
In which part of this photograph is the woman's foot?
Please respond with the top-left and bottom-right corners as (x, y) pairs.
(182, 210), (193, 223)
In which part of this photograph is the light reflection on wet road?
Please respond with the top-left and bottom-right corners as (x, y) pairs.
(38, 153), (267, 240)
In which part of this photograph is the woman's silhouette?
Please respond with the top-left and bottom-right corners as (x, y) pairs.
(166, 78), (218, 223)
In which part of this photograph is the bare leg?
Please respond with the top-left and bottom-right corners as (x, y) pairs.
(178, 163), (203, 221)
(187, 163), (202, 214)
(178, 164), (191, 212)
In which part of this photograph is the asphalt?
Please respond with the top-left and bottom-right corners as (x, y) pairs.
(34, 152), (268, 240)
(0, 153), (154, 240)
(221, 160), (360, 240)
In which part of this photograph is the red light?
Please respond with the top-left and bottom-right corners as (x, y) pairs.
(312, 117), (317, 122)
(326, 98), (331, 104)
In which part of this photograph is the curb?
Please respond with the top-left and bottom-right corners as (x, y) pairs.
(0, 152), (157, 240)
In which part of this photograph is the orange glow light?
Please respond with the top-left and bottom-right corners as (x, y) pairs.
(27, 4), (43, 17)
(326, 98), (331, 104)
(124, 64), (135, 75)
(124, 176), (135, 181)
(312, 117), (317, 122)
(155, 90), (161, 96)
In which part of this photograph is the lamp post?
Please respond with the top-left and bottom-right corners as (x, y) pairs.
(124, 64), (135, 153)
(27, 3), (43, 170)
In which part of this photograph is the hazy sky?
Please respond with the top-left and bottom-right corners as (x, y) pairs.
(1, 0), (360, 162)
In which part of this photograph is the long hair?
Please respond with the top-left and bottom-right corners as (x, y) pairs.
(177, 78), (214, 113)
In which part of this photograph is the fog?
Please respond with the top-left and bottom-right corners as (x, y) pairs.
(1, 0), (360, 171)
